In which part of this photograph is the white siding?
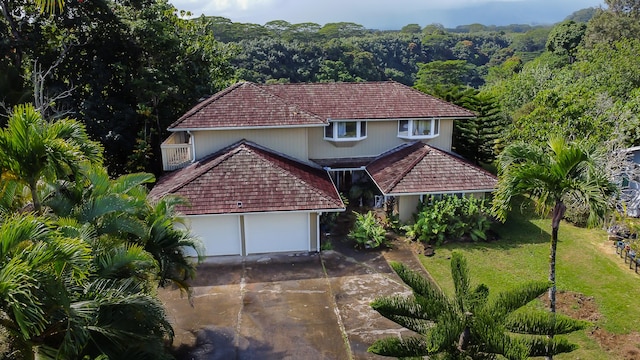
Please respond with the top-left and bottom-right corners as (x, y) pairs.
(398, 195), (420, 223)
(192, 128), (309, 162)
(187, 215), (242, 256)
(244, 213), (310, 254)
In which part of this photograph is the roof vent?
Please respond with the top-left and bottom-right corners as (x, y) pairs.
(237, 201), (243, 208)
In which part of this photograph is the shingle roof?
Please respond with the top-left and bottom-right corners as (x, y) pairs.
(149, 140), (345, 215)
(168, 82), (327, 130)
(169, 81), (475, 130)
(366, 142), (497, 195)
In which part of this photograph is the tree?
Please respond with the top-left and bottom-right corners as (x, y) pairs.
(546, 21), (586, 62)
(491, 137), (616, 358)
(46, 165), (204, 295)
(584, 0), (640, 46)
(0, 213), (175, 360)
(0, 104), (102, 213)
(369, 253), (587, 359)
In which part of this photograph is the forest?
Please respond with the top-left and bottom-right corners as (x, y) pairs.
(2, 0), (640, 358)
(0, 1), (614, 177)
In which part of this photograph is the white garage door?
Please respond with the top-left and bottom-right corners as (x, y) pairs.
(187, 215), (242, 256)
(244, 213), (309, 255)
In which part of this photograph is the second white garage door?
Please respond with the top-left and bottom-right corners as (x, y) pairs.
(244, 213), (310, 255)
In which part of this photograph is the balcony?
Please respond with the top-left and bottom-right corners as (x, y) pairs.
(161, 132), (193, 171)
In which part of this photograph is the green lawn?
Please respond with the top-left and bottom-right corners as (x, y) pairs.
(418, 209), (640, 359)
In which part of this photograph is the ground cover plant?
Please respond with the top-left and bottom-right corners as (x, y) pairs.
(419, 207), (640, 360)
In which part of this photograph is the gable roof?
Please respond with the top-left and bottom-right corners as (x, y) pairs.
(149, 140), (345, 215)
(366, 142), (497, 195)
(169, 81), (475, 130)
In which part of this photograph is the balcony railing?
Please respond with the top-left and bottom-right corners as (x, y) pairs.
(161, 132), (193, 171)
(161, 144), (192, 171)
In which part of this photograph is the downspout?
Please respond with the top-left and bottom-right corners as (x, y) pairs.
(187, 130), (196, 162)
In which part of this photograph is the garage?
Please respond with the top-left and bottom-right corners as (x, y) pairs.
(188, 215), (242, 256)
(244, 213), (310, 255)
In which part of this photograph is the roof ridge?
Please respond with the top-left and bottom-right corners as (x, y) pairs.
(246, 143), (344, 208)
(403, 84), (476, 118)
(258, 84), (327, 122)
(383, 142), (431, 192)
(429, 146), (498, 179)
(162, 140), (246, 195)
(168, 82), (247, 129)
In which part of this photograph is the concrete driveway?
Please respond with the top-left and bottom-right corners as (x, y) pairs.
(160, 239), (430, 359)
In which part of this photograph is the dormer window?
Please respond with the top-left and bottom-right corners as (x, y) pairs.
(324, 121), (367, 142)
(398, 119), (439, 139)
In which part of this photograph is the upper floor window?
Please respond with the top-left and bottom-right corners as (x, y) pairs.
(398, 119), (439, 139)
(324, 121), (367, 142)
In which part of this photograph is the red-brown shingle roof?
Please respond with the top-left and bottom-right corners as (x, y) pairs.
(366, 142), (497, 195)
(168, 82), (327, 129)
(169, 81), (475, 130)
(149, 140), (345, 215)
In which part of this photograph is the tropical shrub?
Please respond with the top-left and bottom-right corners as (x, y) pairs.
(404, 195), (493, 245)
(348, 211), (388, 249)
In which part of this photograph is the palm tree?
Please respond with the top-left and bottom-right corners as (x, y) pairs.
(0, 104), (103, 213)
(491, 136), (615, 358)
(47, 165), (204, 295)
(0, 213), (175, 360)
(34, 0), (64, 13)
(368, 253), (587, 359)
(492, 137), (615, 311)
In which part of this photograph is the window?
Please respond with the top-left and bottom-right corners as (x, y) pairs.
(397, 119), (440, 139)
(324, 121), (367, 142)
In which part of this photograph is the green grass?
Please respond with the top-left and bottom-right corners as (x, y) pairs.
(418, 209), (640, 359)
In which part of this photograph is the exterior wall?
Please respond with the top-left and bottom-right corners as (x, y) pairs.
(310, 213), (318, 252)
(192, 127), (310, 161)
(307, 119), (454, 160)
(398, 195), (420, 223)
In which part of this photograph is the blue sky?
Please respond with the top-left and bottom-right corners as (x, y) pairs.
(169, 0), (605, 29)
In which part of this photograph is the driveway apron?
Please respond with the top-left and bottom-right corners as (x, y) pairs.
(160, 241), (425, 360)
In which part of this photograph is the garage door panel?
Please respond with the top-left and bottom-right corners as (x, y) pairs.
(244, 213), (309, 254)
(187, 215), (241, 256)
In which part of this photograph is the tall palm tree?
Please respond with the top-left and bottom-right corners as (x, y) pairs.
(492, 137), (615, 311)
(369, 253), (587, 359)
(491, 136), (615, 358)
(0, 104), (103, 213)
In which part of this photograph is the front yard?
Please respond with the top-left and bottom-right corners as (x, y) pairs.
(418, 209), (640, 360)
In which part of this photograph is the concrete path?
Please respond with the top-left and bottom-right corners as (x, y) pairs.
(160, 239), (427, 359)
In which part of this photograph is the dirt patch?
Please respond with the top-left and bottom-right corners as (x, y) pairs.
(540, 291), (640, 360)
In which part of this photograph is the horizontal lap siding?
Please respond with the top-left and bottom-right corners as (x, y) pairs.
(194, 128), (309, 162)
(307, 119), (454, 160)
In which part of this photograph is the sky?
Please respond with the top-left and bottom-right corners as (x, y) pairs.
(169, 0), (605, 29)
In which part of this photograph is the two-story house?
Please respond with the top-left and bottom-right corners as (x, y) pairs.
(149, 81), (497, 256)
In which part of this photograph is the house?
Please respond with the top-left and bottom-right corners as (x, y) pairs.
(149, 81), (497, 256)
